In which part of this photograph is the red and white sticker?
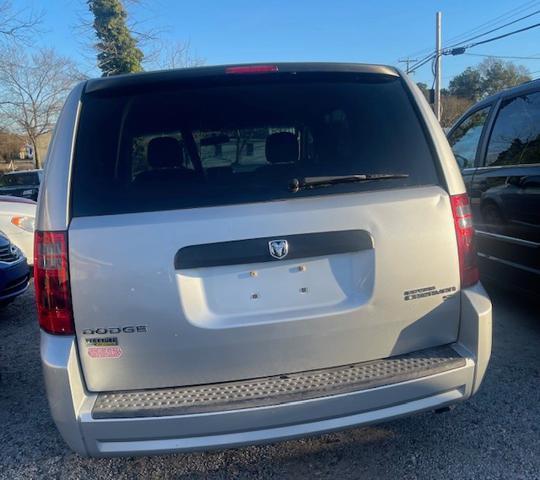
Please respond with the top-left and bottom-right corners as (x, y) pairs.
(87, 346), (123, 359)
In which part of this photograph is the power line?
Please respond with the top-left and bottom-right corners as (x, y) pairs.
(464, 52), (540, 60)
(444, 8), (540, 50)
(459, 21), (540, 50)
(407, 52), (436, 73)
(410, 20), (540, 73)
(442, 0), (540, 46)
(397, 57), (419, 74)
(400, 0), (540, 59)
(408, 10), (540, 72)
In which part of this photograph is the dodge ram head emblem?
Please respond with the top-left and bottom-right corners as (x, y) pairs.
(269, 239), (289, 259)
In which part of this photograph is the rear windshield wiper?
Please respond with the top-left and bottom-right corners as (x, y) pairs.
(289, 173), (410, 192)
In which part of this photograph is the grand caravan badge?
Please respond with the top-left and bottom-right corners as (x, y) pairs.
(403, 285), (457, 301)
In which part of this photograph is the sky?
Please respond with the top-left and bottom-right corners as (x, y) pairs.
(14, 0), (540, 86)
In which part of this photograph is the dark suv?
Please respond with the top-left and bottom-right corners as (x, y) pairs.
(448, 80), (540, 294)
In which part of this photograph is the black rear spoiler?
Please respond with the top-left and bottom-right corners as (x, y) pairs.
(84, 62), (399, 96)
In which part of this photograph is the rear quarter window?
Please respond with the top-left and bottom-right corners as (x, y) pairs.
(71, 72), (440, 217)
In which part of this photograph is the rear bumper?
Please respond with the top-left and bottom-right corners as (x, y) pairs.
(41, 283), (492, 457)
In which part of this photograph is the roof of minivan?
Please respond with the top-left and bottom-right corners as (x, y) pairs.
(84, 62), (400, 95)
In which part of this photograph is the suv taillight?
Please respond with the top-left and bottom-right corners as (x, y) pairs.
(34, 231), (74, 334)
(450, 194), (479, 288)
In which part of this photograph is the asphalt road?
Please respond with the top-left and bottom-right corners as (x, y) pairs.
(0, 283), (539, 479)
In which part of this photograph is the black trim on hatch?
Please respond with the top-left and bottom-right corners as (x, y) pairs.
(175, 230), (373, 269)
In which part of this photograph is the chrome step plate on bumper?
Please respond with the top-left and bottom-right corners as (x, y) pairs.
(92, 346), (465, 419)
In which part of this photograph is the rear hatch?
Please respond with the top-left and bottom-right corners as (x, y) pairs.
(69, 66), (461, 391)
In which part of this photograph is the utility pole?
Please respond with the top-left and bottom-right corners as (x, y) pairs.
(434, 11), (442, 121)
(398, 57), (418, 74)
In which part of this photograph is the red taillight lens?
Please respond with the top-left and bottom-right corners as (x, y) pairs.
(450, 194), (479, 288)
(34, 231), (74, 334)
(225, 65), (279, 74)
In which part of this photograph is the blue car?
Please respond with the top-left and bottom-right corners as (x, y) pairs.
(0, 232), (30, 306)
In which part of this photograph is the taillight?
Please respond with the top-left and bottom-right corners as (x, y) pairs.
(225, 65), (279, 74)
(34, 231), (74, 334)
(450, 194), (479, 288)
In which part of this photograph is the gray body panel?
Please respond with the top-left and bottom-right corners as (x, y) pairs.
(70, 185), (461, 392)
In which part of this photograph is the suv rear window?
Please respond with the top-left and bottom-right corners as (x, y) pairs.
(72, 73), (439, 217)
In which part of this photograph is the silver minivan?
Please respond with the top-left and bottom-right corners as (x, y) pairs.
(36, 63), (492, 457)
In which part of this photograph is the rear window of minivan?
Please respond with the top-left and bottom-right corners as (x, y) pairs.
(71, 72), (439, 217)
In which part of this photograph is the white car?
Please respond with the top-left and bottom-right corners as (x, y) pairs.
(0, 195), (36, 265)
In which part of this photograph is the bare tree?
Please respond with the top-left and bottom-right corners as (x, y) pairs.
(0, 128), (22, 162)
(0, 47), (83, 168)
(148, 40), (205, 70)
(0, 0), (42, 43)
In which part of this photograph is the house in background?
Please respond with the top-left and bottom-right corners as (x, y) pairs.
(0, 132), (51, 172)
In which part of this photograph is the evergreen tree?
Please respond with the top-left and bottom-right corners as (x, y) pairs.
(87, 0), (143, 76)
